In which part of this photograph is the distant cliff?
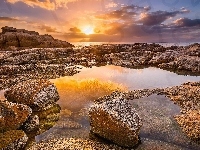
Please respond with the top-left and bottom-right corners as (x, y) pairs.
(0, 26), (73, 50)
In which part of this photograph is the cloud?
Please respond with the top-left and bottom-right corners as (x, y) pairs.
(0, 17), (18, 21)
(7, 0), (80, 10)
(7, 0), (55, 10)
(96, 5), (150, 21)
(139, 9), (189, 26)
(174, 18), (200, 27)
(37, 24), (57, 32)
(69, 27), (81, 33)
(105, 2), (118, 8)
(90, 4), (200, 42)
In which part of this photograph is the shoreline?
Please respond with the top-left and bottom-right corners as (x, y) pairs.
(0, 42), (200, 90)
(0, 42), (200, 149)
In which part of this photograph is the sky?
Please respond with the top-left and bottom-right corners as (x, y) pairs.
(0, 0), (200, 43)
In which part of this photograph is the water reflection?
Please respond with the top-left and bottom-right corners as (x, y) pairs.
(35, 77), (125, 142)
(0, 66), (199, 149)
(72, 65), (200, 90)
(25, 104), (61, 148)
(50, 77), (126, 111)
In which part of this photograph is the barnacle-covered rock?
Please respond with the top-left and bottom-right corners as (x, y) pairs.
(89, 95), (142, 147)
(0, 100), (32, 132)
(175, 110), (200, 139)
(164, 81), (200, 113)
(4, 79), (59, 111)
(0, 130), (28, 150)
(21, 115), (40, 133)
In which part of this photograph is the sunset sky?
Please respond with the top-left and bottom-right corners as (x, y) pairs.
(0, 0), (200, 43)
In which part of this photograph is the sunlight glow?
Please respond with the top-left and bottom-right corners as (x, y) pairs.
(82, 26), (94, 35)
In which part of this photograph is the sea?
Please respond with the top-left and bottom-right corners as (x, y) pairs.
(71, 42), (196, 48)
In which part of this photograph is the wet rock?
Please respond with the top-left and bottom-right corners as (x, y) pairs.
(164, 81), (200, 113)
(0, 100), (32, 132)
(175, 110), (200, 139)
(89, 94), (142, 147)
(21, 115), (40, 133)
(149, 50), (177, 65)
(28, 138), (126, 150)
(159, 55), (200, 73)
(0, 130), (28, 150)
(4, 79), (59, 111)
(33, 104), (60, 134)
(186, 43), (200, 57)
(24, 104), (61, 149)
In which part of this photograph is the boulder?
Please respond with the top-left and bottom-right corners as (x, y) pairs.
(0, 100), (32, 132)
(0, 130), (28, 150)
(89, 95), (142, 147)
(4, 79), (59, 111)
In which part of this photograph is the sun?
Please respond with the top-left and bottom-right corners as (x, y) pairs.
(82, 26), (94, 35)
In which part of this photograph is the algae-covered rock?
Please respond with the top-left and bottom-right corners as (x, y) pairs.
(0, 130), (28, 150)
(175, 110), (200, 139)
(89, 94), (142, 147)
(4, 79), (59, 111)
(0, 100), (32, 132)
(23, 104), (61, 149)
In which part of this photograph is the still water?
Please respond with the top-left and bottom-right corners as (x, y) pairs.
(1, 65), (199, 149)
(35, 65), (200, 149)
(70, 65), (200, 90)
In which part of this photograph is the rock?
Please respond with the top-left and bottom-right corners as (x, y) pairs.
(0, 130), (28, 150)
(24, 104), (61, 149)
(164, 81), (200, 113)
(21, 115), (40, 133)
(27, 138), (126, 150)
(0, 100), (32, 132)
(0, 26), (73, 49)
(89, 94), (142, 147)
(4, 79), (59, 111)
(175, 110), (200, 139)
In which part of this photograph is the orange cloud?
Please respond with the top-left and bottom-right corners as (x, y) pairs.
(7, 0), (79, 10)
(69, 27), (81, 33)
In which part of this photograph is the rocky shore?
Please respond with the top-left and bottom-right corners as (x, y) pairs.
(0, 43), (199, 90)
(0, 27), (199, 149)
(0, 28), (199, 90)
(1, 80), (200, 149)
(26, 81), (200, 149)
(0, 79), (61, 149)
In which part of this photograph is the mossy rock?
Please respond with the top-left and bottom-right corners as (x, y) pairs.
(0, 100), (32, 132)
(34, 104), (61, 119)
(0, 130), (28, 150)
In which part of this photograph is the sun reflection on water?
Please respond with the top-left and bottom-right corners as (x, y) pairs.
(50, 77), (126, 111)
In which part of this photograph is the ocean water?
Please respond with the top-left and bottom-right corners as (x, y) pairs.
(71, 42), (195, 47)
